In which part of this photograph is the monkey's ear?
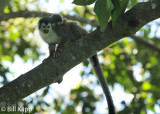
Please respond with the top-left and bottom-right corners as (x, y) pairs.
(57, 18), (67, 26)
(57, 22), (64, 25)
(63, 18), (67, 24)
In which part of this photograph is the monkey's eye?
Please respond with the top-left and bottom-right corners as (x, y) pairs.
(42, 25), (46, 28)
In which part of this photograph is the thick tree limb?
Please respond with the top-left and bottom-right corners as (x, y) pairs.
(0, 1), (160, 107)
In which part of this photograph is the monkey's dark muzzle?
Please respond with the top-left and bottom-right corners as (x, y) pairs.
(44, 29), (49, 34)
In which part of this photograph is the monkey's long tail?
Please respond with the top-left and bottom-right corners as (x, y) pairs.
(90, 54), (115, 114)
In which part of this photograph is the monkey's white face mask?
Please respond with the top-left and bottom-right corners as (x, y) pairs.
(39, 23), (52, 34)
(38, 19), (61, 44)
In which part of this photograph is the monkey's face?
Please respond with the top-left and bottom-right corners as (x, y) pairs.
(39, 23), (52, 34)
(38, 17), (62, 44)
(38, 17), (52, 34)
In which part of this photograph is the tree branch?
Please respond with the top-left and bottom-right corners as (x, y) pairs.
(0, 11), (99, 26)
(131, 35), (160, 53)
(0, 1), (160, 107)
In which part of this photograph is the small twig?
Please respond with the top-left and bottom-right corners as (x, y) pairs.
(131, 35), (160, 53)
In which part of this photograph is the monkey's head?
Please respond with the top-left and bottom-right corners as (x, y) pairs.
(38, 17), (52, 34)
(50, 14), (63, 23)
(50, 14), (67, 29)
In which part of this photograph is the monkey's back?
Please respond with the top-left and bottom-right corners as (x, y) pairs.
(54, 22), (88, 42)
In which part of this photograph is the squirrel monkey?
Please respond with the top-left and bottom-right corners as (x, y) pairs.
(38, 14), (115, 114)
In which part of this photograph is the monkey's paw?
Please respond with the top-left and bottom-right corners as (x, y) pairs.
(53, 49), (63, 58)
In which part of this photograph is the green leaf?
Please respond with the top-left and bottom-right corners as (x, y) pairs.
(120, 0), (129, 12)
(94, 0), (114, 32)
(107, 0), (114, 12)
(111, 0), (129, 26)
(72, 0), (96, 6)
(4, 6), (10, 13)
(111, 0), (120, 10)
(83, 59), (89, 66)
(142, 82), (151, 90)
(111, 9), (121, 27)
(42, 86), (49, 97)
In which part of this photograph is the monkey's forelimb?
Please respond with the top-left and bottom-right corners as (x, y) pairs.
(90, 54), (115, 114)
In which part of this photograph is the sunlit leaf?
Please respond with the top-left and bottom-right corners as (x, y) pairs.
(142, 82), (151, 90)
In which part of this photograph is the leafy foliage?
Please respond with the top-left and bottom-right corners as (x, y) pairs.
(73, 0), (129, 31)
